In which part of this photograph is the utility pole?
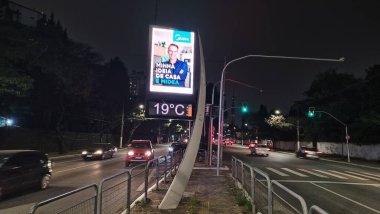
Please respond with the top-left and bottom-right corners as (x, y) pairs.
(119, 102), (125, 149)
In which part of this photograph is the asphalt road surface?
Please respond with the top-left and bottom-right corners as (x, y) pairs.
(225, 144), (380, 214)
(0, 144), (171, 214)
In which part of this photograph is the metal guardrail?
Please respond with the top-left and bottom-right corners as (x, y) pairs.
(30, 184), (98, 214)
(30, 150), (183, 214)
(231, 156), (328, 214)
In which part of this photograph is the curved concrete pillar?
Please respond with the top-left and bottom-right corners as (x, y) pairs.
(159, 33), (206, 209)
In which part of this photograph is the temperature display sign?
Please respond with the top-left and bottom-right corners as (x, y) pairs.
(147, 101), (193, 119)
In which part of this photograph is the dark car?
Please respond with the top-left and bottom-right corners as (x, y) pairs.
(168, 142), (186, 154)
(81, 143), (117, 160)
(0, 150), (52, 199)
(125, 140), (154, 167)
(296, 146), (320, 159)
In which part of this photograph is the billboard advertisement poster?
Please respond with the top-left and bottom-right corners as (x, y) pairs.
(149, 26), (195, 95)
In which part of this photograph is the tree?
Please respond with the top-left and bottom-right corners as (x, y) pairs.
(265, 114), (293, 129)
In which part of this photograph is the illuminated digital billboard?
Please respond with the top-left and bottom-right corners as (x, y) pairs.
(149, 26), (195, 95)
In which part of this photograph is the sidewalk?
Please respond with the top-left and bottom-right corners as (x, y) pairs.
(131, 161), (247, 214)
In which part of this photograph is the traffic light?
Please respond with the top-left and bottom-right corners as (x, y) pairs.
(241, 105), (248, 113)
(307, 107), (315, 118)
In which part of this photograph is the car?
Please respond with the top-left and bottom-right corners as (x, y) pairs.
(250, 144), (270, 156)
(223, 138), (235, 145)
(81, 143), (117, 160)
(0, 150), (52, 199)
(168, 142), (185, 154)
(125, 140), (154, 167)
(248, 142), (256, 151)
(296, 146), (320, 159)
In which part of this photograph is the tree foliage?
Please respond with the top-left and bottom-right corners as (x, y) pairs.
(289, 67), (380, 144)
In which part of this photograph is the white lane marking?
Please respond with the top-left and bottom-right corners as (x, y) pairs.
(275, 180), (380, 186)
(281, 168), (308, 177)
(345, 171), (380, 181)
(55, 162), (101, 173)
(358, 171), (380, 179)
(328, 170), (369, 180)
(298, 169), (328, 178)
(313, 169), (348, 179)
(266, 167), (289, 176)
(311, 182), (380, 214)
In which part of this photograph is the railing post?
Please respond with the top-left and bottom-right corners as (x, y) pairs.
(170, 153), (173, 176)
(96, 180), (102, 214)
(164, 156), (167, 184)
(241, 161), (244, 185)
(144, 162), (149, 203)
(156, 158), (160, 191)
(268, 178), (273, 214)
(126, 172), (131, 214)
(250, 166), (255, 214)
(94, 185), (99, 214)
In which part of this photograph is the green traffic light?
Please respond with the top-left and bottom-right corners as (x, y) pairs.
(241, 105), (248, 113)
(307, 107), (316, 118)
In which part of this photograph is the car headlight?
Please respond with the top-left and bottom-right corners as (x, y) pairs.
(114, 148), (118, 152)
(145, 151), (152, 156)
(82, 151), (88, 155)
(168, 147), (174, 152)
(94, 150), (103, 154)
(127, 151), (134, 156)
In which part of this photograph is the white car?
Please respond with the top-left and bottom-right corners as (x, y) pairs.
(251, 144), (270, 156)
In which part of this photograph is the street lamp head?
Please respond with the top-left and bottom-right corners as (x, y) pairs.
(275, 110), (281, 115)
(6, 119), (13, 126)
(138, 104), (144, 109)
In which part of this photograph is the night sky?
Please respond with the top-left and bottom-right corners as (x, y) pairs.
(16, 0), (380, 115)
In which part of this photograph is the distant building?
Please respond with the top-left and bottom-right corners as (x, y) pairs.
(129, 69), (146, 100)
(0, 0), (44, 27)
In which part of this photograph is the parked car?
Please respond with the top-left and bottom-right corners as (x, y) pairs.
(125, 140), (154, 167)
(250, 144), (270, 156)
(296, 147), (320, 159)
(0, 150), (52, 199)
(81, 143), (117, 160)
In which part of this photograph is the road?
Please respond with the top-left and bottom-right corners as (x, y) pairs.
(225, 144), (380, 214)
(0, 144), (171, 214)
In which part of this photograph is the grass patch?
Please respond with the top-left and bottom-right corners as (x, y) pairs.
(183, 196), (200, 214)
(231, 184), (252, 213)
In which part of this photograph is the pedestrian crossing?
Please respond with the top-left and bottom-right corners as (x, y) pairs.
(260, 167), (380, 181)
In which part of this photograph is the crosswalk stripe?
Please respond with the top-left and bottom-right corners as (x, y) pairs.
(345, 171), (380, 181)
(328, 170), (369, 180)
(298, 169), (328, 178)
(282, 168), (308, 177)
(266, 167), (289, 176)
(313, 169), (348, 179)
(359, 171), (380, 179)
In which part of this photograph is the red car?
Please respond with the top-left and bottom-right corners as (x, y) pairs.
(125, 140), (154, 167)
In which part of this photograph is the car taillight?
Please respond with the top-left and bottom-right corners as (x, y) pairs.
(127, 151), (134, 156)
(145, 151), (152, 156)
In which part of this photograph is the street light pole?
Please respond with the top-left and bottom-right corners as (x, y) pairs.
(209, 79), (262, 166)
(297, 119), (300, 150)
(216, 54), (344, 176)
(315, 110), (350, 163)
(119, 102), (125, 149)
